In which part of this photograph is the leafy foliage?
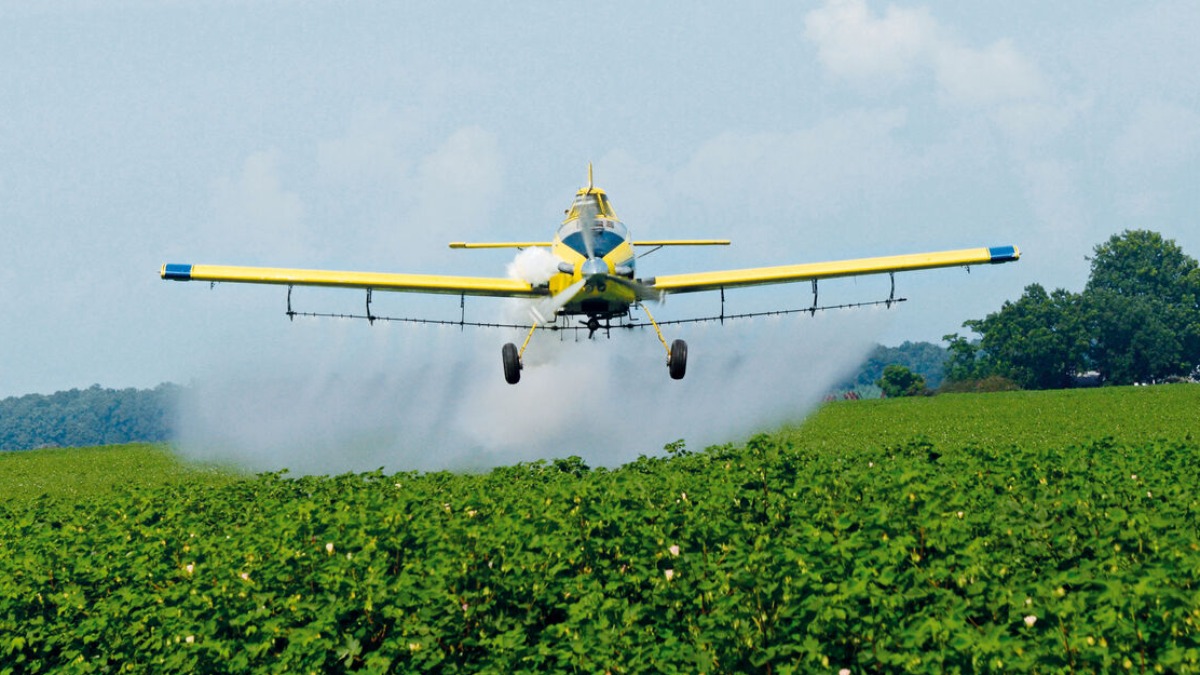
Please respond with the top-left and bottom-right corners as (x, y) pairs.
(2, 386), (1198, 673)
(876, 364), (926, 397)
(1082, 230), (1200, 384)
(964, 284), (1090, 390)
(0, 384), (180, 451)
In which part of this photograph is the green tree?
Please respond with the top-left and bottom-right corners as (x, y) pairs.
(1082, 230), (1200, 384)
(876, 364), (926, 397)
(942, 333), (989, 383)
(963, 284), (1090, 390)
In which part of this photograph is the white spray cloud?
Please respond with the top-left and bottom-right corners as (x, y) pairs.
(173, 298), (886, 475)
(506, 247), (561, 285)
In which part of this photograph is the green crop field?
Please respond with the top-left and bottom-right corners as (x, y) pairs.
(0, 443), (244, 504)
(1, 385), (1198, 673)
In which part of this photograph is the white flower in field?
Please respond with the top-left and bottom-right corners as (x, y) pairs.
(240, 572), (250, 582)
(868, 461), (874, 468)
(1025, 597), (1033, 606)
(839, 669), (851, 675)
(1024, 615), (1037, 627)
(185, 635), (195, 644)
(668, 545), (680, 557)
(1147, 491), (1152, 498)
(185, 563), (194, 575)
(956, 511), (964, 519)
(325, 542), (334, 555)
(664, 569), (675, 581)
(1131, 474), (1138, 480)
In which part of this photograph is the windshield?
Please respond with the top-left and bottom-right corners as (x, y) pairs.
(557, 196), (628, 258)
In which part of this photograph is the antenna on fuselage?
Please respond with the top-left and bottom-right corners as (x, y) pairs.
(587, 162), (593, 191)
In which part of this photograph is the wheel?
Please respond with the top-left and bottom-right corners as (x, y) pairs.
(502, 343), (521, 384)
(668, 339), (687, 380)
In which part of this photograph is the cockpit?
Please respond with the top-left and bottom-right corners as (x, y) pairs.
(557, 190), (629, 259)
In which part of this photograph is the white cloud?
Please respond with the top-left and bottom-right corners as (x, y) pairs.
(803, 0), (937, 82)
(410, 126), (503, 240)
(315, 104), (420, 186)
(804, 0), (1047, 108)
(670, 108), (912, 230)
(1107, 99), (1200, 221)
(209, 149), (308, 259)
(933, 39), (1046, 107)
(1110, 100), (1200, 175)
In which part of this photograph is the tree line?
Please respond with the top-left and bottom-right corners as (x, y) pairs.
(0, 384), (179, 451)
(943, 229), (1200, 390)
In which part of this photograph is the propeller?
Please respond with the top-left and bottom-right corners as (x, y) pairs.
(529, 278), (585, 324)
(602, 274), (662, 302)
(577, 198), (599, 261)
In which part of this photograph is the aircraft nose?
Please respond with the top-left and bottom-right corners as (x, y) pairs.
(581, 257), (608, 278)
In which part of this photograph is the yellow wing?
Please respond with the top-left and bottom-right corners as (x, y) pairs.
(646, 246), (1020, 294)
(160, 263), (546, 298)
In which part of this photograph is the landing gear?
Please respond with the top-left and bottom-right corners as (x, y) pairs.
(502, 343), (521, 384)
(668, 339), (688, 380)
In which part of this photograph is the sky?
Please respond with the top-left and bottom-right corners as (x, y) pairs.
(2, 1), (1199, 467)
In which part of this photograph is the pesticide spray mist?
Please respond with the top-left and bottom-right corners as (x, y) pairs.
(174, 251), (887, 474)
(174, 314), (884, 474)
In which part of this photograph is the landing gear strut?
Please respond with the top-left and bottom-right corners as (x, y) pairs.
(502, 343), (521, 384)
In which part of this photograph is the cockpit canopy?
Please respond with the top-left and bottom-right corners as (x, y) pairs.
(557, 189), (628, 258)
(564, 189), (618, 222)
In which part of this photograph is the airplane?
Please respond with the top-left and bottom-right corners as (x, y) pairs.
(161, 165), (1020, 384)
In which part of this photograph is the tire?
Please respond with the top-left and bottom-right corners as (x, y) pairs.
(502, 343), (521, 384)
(668, 339), (687, 380)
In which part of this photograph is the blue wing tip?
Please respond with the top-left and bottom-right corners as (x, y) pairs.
(162, 263), (193, 280)
(987, 246), (1020, 263)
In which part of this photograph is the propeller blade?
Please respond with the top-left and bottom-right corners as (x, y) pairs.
(603, 274), (663, 302)
(529, 278), (585, 323)
(574, 196), (599, 260)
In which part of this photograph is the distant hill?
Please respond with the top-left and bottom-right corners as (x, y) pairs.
(0, 384), (179, 451)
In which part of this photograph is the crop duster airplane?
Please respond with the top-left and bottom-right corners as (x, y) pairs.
(162, 166), (1020, 384)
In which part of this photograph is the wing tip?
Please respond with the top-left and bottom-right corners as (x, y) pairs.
(161, 263), (193, 281)
(987, 245), (1020, 263)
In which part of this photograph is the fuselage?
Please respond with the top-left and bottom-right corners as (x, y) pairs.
(547, 185), (638, 319)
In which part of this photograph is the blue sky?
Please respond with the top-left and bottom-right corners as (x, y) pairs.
(2, 1), (1198, 420)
